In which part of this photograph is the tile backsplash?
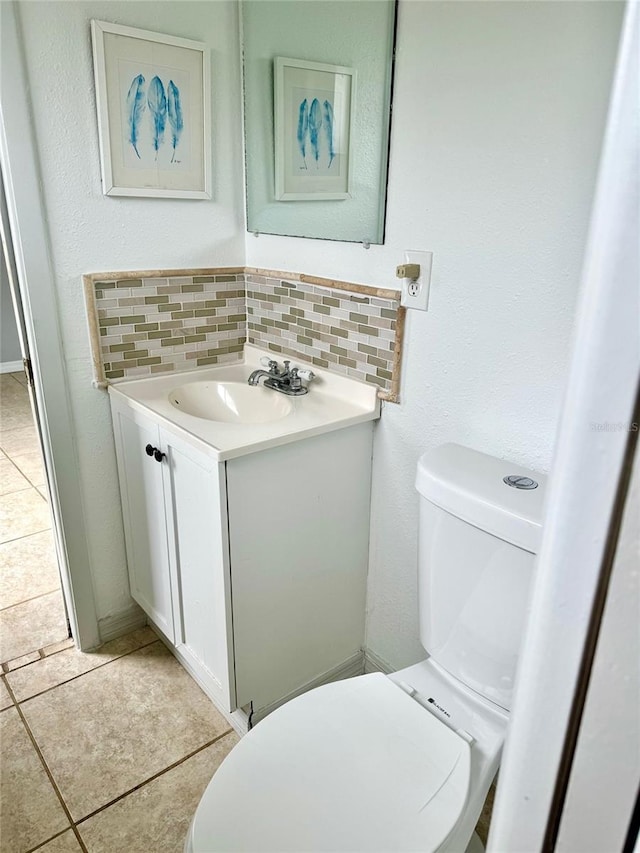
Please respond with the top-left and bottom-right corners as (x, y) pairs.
(87, 273), (245, 381)
(246, 274), (400, 395)
(85, 268), (405, 401)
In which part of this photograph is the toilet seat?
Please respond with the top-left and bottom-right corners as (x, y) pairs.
(188, 673), (471, 852)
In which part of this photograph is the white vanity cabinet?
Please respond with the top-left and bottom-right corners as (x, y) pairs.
(111, 400), (235, 713)
(109, 390), (374, 722)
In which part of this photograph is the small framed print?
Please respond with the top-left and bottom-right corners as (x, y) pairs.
(274, 57), (355, 201)
(91, 20), (211, 198)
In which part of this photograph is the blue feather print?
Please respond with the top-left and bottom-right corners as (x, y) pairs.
(296, 99), (308, 169)
(308, 98), (322, 165)
(147, 76), (167, 156)
(167, 81), (184, 163)
(126, 74), (146, 158)
(323, 100), (335, 168)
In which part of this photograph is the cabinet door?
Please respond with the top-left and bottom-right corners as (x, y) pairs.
(111, 405), (175, 642)
(227, 424), (373, 712)
(160, 428), (236, 712)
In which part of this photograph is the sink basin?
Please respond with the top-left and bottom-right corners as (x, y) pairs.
(168, 381), (293, 424)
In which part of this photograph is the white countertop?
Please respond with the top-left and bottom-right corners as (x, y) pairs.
(108, 345), (380, 461)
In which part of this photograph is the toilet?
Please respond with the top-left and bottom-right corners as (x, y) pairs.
(186, 443), (545, 852)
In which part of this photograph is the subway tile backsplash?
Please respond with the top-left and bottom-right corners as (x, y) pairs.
(92, 275), (245, 380)
(85, 268), (404, 401)
(245, 274), (399, 394)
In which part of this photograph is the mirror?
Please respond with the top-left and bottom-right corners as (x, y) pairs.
(241, 0), (396, 245)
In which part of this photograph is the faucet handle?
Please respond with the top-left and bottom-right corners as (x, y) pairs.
(297, 369), (315, 382)
(260, 356), (280, 372)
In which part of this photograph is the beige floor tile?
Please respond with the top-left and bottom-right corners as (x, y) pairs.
(7, 650), (41, 671)
(0, 591), (68, 663)
(35, 830), (84, 852)
(0, 424), (40, 457)
(0, 707), (70, 852)
(0, 676), (13, 711)
(78, 732), (239, 853)
(11, 451), (46, 487)
(22, 641), (231, 821)
(43, 638), (75, 656)
(0, 487), (51, 543)
(10, 372), (28, 387)
(0, 375), (27, 402)
(0, 398), (34, 433)
(8, 626), (157, 702)
(0, 529), (60, 610)
(475, 779), (496, 846)
(0, 457), (31, 496)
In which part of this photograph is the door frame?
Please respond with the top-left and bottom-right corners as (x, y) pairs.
(487, 3), (639, 849)
(0, 1), (99, 649)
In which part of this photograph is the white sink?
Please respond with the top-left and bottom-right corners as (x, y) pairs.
(109, 345), (380, 461)
(168, 380), (293, 424)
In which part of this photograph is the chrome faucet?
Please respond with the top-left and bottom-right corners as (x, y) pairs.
(248, 358), (315, 396)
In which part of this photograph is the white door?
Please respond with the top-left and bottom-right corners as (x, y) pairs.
(112, 405), (175, 642)
(161, 428), (235, 711)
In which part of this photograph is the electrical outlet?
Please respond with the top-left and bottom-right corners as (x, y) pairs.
(400, 250), (433, 311)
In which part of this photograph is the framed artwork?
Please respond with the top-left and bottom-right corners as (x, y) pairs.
(90, 20), (211, 199)
(274, 57), (355, 201)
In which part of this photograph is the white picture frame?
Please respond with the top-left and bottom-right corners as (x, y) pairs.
(274, 57), (355, 201)
(90, 20), (211, 199)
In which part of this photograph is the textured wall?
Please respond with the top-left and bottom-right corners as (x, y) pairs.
(18, 1), (245, 623)
(246, 1), (625, 668)
(17, 0), (623, 655)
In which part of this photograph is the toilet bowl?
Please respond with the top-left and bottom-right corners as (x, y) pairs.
(186, 664), (506, 852)
(186, 444), (544, 852)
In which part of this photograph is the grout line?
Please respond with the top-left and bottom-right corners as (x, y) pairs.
(0, 585), (62, 616)
(0, 453), (31, 475)
(5, 679), (89, 853)
(25, 828), (71, 853)
(0, 483), (34, 498)
(0, 672), (14, 706)
(75, 728), (235, 827)
(0, 525), (52, 548)
(12, 637), (162, 704)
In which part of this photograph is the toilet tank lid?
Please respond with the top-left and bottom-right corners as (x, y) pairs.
(416, 443), (546, 553)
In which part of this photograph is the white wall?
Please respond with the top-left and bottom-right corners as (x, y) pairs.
(246, 1), (624, 667)
(16, 0), (623, 657)
(17, 1), (245, 626)
(1, 250), (21, 365)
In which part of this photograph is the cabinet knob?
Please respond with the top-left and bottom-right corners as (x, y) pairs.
(154, 449), (166, 463)
(145, 444), (155, 457)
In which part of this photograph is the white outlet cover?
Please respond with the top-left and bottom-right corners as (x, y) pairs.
(400, 250), (433, 311)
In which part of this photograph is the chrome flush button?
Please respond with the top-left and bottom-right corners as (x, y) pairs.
(503, 474), (538, 490)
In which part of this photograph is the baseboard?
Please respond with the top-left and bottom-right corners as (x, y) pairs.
(251, 650), (366, 725)
(97, 603), (147, 644)
(0, 360), (23, 374)
(363, 647), (395, 675)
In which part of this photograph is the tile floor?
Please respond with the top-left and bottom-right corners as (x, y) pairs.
(0, 371), (494, 852)
(1, 627), (238, 852)
(0, 372), (68, 665)
(1, 371), (238, 851)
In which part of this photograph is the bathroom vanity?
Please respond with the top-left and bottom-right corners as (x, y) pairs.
(108, 346), (379, 726)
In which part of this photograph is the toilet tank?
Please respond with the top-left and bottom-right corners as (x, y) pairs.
(416, 444), (545, 711)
